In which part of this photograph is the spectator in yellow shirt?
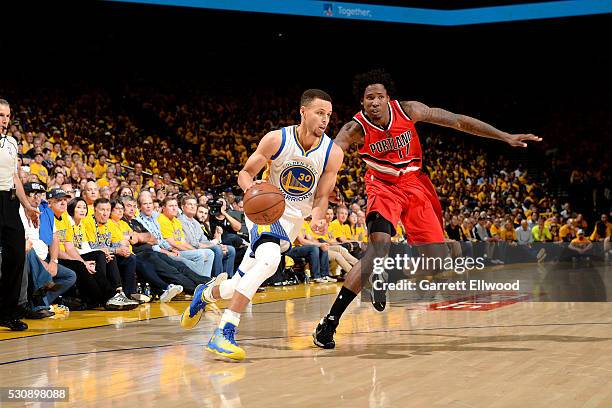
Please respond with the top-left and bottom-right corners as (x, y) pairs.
(287, 222), (334, 283)
(157, 197), (214, 277)
(83, 180), (99, 214)
(559, 218), (576, 242)
(547, 216), (561, 242)
(29, 152), (48, 184)
(306, 215), (358, 275)
(93, 153), (109, 179)
(532, 217), (553, 242)
(489, 218), (503, 239)
(97, 167), (116, 189)
(568, 229), (593, 263)
(356, 210), (368, 244)
(500, 220), (517, 243)
(81, 198), (138, 301)
(109, 199), (185, 302)
(348, 212), (366, 243)
(328, 206), (361, 258)
(65, 196), (133, 310)
(328, 207), (353, 243)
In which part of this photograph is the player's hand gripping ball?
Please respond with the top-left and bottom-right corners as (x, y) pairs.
(243, 181), (285, 225)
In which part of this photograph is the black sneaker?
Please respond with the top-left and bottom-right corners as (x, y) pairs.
(0, 319), (28, 331)
(25, 308), (55, 319)
(368, 273), (387, 312)
(313, 316), (337, 349)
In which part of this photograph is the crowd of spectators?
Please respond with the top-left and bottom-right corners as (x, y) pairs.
(3, 85), (610, 321)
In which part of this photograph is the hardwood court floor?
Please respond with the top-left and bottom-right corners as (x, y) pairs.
(1, 266), (612, 407)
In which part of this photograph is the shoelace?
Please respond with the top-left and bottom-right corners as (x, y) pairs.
(324, 319), (337, 335)
(223, 326), (237, 345)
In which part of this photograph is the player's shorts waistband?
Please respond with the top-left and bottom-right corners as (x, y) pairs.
(366, 168), (423, 184)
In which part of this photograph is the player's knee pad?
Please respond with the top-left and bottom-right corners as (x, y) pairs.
(219, 274), (241, 300)
(253, 241), (282, 278)
(236, 242), (281, 299)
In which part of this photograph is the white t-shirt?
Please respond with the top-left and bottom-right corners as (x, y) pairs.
(0, 135), (18, 191)
(20, 205), (49, 260)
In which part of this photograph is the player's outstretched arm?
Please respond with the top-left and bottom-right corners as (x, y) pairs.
(311, 144), (344, 234)
(401, 100), (542, 147)
(237, 130), (282, 192)
(333, 121), (364, 152)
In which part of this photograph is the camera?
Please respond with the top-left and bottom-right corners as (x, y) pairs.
(207, 198), (223, 216)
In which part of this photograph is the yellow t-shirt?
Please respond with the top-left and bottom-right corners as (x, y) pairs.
(54, 212), (74, 253)
(500, 227), (516, 242)
(81, 214), (113, 248)
(97, 178), (110, 188)
(559, 225), (574, 241)
(490, 224), (502, 237)
(108, 219), (133, 253)
(302, 220), (328, 241)
(158, 213), (185, 242)
(349, 225), (367, 242)
(71, 219), (85, 251)
(570, 236), (591, 248)
(328, 219), (352, 241)
(392, 223), (405, 243)
(29, 162), (48, 184)
(462, 225), (473, 239)
(93, 162), (108, 179)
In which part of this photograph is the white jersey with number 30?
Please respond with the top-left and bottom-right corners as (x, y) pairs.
(266, 125), (334, 219)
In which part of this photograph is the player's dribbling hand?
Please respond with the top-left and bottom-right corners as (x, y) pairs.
(244, 179), (264, 193)
(504, 133), (542, 147)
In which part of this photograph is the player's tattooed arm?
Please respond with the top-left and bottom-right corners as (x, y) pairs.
(401, 100), (542, 148)
(237, 130), (281, 192)
(333, 120), (364, 152)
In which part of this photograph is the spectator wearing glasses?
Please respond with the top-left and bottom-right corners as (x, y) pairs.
(179, 195), (236, 277)
(120, 195), (208, 295)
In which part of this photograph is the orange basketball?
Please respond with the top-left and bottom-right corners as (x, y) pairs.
(243, 182), (285, 225)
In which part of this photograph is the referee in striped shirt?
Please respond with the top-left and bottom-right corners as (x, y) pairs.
(0, 99), (40, 331)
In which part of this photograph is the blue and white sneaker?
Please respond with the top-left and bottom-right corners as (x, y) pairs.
(206, 322), (246, 361)
(180, 273), (227, 330)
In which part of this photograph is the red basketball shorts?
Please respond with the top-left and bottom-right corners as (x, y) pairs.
(365, 170), (445, 245)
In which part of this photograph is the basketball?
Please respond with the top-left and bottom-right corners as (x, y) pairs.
(243, 182), (285, 225)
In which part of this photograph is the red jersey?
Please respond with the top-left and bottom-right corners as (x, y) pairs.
(354, 100), (423, 181)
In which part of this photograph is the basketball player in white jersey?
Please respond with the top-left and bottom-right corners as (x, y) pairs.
(180, 89), (344, 361)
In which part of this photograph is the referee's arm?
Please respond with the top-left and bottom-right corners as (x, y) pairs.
(13, 172), (40, 227)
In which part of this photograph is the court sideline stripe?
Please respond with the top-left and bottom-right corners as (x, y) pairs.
(1, 321), (611, 367)
(0, 290), (338, 343)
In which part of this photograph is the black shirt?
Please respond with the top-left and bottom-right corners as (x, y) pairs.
(124, 217), (153, 254)
(210, 215), (234, 236)
(446, 224), (467, 242)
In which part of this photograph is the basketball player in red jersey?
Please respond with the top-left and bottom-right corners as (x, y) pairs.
(313, 69), (541, 349)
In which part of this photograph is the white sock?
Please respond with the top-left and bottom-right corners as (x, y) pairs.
(219, 309), (241, 329)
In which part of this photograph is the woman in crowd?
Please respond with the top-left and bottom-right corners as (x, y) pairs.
(66, 197), (137, 310)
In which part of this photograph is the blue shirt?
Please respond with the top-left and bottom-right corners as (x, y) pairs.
(135, 211), (172, 252)
(38, 200), (55, 246)
(178, 213), (211, 248)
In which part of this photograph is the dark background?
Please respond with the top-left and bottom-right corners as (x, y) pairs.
(1, 0), (609, 215)
(2, 1), (611, 136)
